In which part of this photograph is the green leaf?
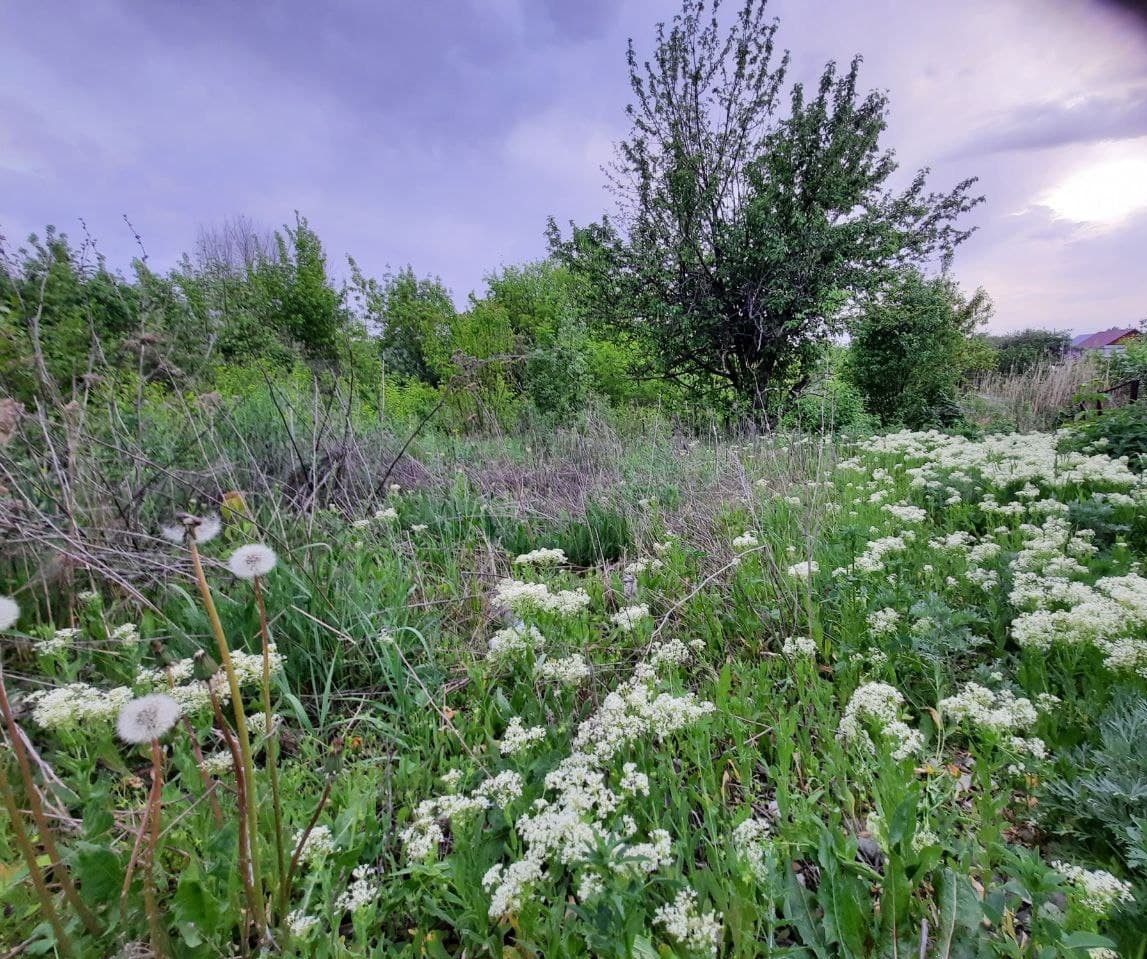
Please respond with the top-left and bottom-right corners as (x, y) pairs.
(631, 935), (659, 959)
(1060, 931), (1115, 949)
(75, 841), (122, 905)
(173, 868), (221, 948)
(782, 868), (829, 959)
(934, 868), (983, 959)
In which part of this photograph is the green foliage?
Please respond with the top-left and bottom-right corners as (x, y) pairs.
(1060, 402), (1147, 472)
(1044, 691), (1147, 868)
(780, 351), (877, 434)
(990, 328), (1072, 374)
(548, 0), (981, 416)
(846, 269), (992, 428)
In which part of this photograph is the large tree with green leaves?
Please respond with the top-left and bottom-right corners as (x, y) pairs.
(548, 0), (982, 416)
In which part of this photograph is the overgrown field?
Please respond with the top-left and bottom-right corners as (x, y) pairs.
(3, 415), (1147, 957)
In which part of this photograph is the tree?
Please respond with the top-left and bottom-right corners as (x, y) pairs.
(990, 328), (1071, 374)
(548, 0), (982, 417)
(845, 269), (992, 428)
(367, 267), (456, 385)
(252, 214), (345, 362)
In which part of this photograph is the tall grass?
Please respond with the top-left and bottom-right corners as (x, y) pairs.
(960, 354), (1109, 431)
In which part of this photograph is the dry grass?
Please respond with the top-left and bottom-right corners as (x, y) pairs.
(960, 354), (1111, 431)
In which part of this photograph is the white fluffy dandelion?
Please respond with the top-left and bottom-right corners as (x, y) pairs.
(116, 694), (181, 744)
(227, 544), (278, 580)
(161, 513), (222, 545)
(0, 595), (19, 630)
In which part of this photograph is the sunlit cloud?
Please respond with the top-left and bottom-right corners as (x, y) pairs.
(1040, 140), (1147, 225)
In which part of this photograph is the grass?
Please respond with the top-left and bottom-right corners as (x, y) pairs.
(2, 393), (1147, 957)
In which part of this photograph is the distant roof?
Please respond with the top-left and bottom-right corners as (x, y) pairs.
(1073, 327), (1141, 349)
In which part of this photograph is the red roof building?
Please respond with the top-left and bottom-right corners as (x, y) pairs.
(1069, 327), (1141, 354)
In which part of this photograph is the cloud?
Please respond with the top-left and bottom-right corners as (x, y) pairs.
(1, 0), (1144, 330)
(952, 86), (1147, 156)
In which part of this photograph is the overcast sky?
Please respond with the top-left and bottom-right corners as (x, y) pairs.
(2, 0), (1145, 334)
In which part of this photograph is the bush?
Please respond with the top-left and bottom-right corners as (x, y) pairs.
(846, 270), (991, 429)
(1059, 403), (1147, 472)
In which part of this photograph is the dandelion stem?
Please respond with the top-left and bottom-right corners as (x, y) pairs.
(0, 759), (75, 957)
(144, 738), (170, 958)
(209, 676), (261, 937)
(253, 575), (287, 920)
(0, 663), (101, 936)
(187, 534), (265, 932)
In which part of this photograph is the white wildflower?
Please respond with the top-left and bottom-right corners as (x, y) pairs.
(513, 547), (567, 566)
(611, 604), (650, 632)
(500, 717), (547, 756)
(534, 654), (590, 686)
(653, 888), (723, 956)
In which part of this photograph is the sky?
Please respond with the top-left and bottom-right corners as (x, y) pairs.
(1, 0), (1146, 335)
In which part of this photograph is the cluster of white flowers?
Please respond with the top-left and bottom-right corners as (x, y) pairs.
(37, 626), (80, 655)
(619, 762), (649, 796)
(610, 604), (651, 632)
(731, 818), (771, 881)
(107, 624), (139, 645)
(1051, 861), (1134, 914)
(373, 507), (399, 521)
(295, 824), (336, 865)
(624, 557), (664, 575)
(200, 751), (234, 776)
(488, 623), (546, 661)
(493, 579), (592, 617)
(866, 608), (900, 636)
(649, 637), (701, 669)
(883, 503), (927, 524)
(482, 860), (544, 918)
(476, 770), (525, 806)
(860, 430), (1143, 491)
(27, 682), (134, 731)
(732, 531), (759, 550)
(613, 827), (673, 876)
(785, 560), (818, 579)
(653, 888), (723, 957)
(513, 547), (567, 566)
(334, 865), (380, 913)
(573, 678), (715, 763)
(781, 635), (817, 658)
(837, 682), (923, 761)
(1006, 516), (1147, 675)
(228, 645), (284, 686)
(285, 910), (319, 937)
(938, 683), (1038, 733)
(401, 771), (526, 862)
(499, 717), (547, 755)
(534, 653), (590, 686)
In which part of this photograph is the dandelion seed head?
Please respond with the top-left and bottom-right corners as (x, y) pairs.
(194, 514), (222, 543)
(116, 694), (181, 744)
(0, 596), (19, 631)
(160, 523), (186, 544)
(227, 543), (278, 580)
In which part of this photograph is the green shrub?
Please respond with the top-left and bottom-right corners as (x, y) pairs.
(1059, 403), (1147, 473)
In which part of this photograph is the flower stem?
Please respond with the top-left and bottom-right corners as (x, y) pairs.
(187, 535), (265, 932)
(144, 738), (170, 958)
(0, 759), (75, 957)
(0, 663), (101, 936)
(253, 575), (287, 920)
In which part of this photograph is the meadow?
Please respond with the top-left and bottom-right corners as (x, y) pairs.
(2, 392), (1146, 958)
